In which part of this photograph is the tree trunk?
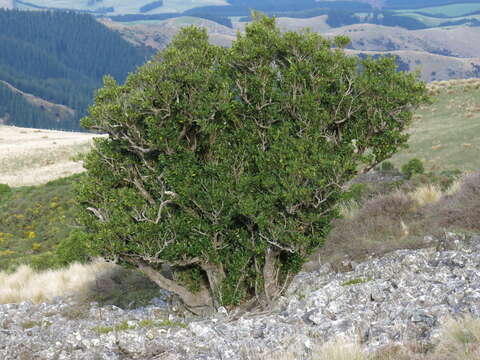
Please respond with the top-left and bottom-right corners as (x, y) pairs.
(201, 262), (226, 308)
(262, 247), (281, 304)
(125, 257), (214, 315)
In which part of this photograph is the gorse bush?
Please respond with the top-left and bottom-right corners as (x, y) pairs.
(77, 15), (427, 313)
(401, 158), (425, 179)
(0, 184), (11, 197)
(56, 230), (94, 266)
(378, 161), (397, 173)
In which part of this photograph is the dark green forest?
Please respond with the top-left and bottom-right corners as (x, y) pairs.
(0, 10), (153, 131)
(0, 82), (55, 128)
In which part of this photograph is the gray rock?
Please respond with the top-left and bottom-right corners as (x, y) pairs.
(1, 233), (480, 359)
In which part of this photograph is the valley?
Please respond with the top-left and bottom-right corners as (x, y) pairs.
(1, 3), (480, 359)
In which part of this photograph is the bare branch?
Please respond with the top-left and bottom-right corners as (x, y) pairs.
(87, 207), (107, 222)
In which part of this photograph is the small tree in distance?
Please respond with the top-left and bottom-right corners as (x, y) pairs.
(78, 15), (428, 314)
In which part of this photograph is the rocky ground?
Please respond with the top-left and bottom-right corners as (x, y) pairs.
(1, 233), (479, 359)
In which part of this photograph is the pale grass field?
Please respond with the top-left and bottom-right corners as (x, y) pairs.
(0, 259), (117, 304)
(0, 125), (101, 187)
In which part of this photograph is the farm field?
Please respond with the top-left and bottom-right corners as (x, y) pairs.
(397, 3), (480, 17)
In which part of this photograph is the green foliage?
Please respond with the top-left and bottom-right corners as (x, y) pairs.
(402, 158), (425, 179)
(78, 16), (428, 309)
(0, 183), (11, 197)
(378, 161), (397, 173)
(0, 175), (80, 272)
(56, 230), (94, 266)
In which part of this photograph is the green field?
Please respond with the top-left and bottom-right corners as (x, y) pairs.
(399, 3), (480, 17)
(391, 79), (480, 172)
(395, 11), (480, 27)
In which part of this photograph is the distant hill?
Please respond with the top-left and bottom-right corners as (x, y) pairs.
(0, 10), (153, 131)
(0, 0), (14, 9)
(325, 24), (480, 81)
(14, 0), (480, 30)
(106, 15), (480, 82)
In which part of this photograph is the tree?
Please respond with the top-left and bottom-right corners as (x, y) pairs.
(78, 15), (428, 314)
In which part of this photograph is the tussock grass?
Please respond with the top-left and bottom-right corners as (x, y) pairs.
(430, 171), (480, 232)
(410, 184), (442, 207)
(318, 191), (423, 270)
(0, 258), (161, 309)
(312, 340), (368, 360)
(309, 171), (479, 271)
(248, 317), (480, 360)
(432, 317), (480, 360)
(0, 259), (116, 304)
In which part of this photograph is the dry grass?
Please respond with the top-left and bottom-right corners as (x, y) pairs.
(0, 125), (100, 187)
(410, 184), (442, 207)
(316, 191), (423, 270)
(429, 171), (480, 232)
(309, 171), (480, 271)
(247, 317), (480, 360)
(431, 317), (480, 360)
(0, 259), (117, 304)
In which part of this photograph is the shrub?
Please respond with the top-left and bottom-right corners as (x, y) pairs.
(77, 15), (428, 312)
(56, 230), (94, 266)
(378, 161), (396, 172)
(0, 183), (11, 197)
(401, 158), (424, 179)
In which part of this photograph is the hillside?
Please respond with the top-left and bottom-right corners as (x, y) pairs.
(0, 10), (153, 131)
(107, 16), (480, 82)
(101, 17), (236, 50)
(0, 0), (14, 9)
(390, 78), (480, 172)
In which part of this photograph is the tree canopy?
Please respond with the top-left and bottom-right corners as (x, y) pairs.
(78, 15), (428, 314)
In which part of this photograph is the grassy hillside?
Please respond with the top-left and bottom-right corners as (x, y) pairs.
(0, 176), (79, 272)
(391, 78), (480, 172)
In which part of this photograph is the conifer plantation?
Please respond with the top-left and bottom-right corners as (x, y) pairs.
(0, 10), (153, 131)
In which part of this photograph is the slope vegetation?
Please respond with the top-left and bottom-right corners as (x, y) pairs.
(391, 78), (480, 172)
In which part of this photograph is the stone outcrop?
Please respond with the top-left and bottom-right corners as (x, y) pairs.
(1, 233), (479, 359)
